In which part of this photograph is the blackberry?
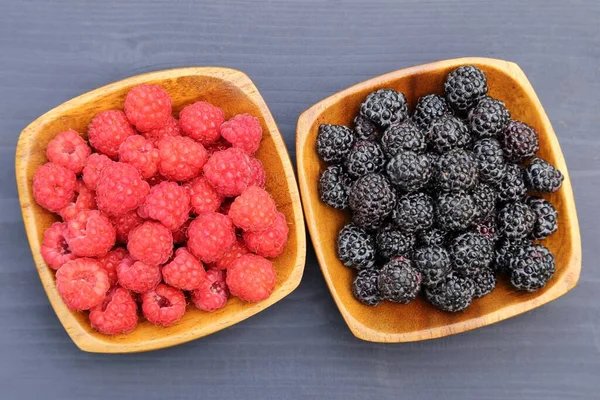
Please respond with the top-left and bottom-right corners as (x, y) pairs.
(472, 215), (498, 242)
(418, 227), (449, 247)
(413, 245), (451, 287)
(349, 173), (396, 231)
(412, 94), (452, 132)
(472, 267), (496, 298)
(468, 96), (510, 138)
(378, 257), (422, 303)
(523, 157), (564, 193)
(381, 120), (427, 157)
(500, 120), (539, 163)
(336, 223), (376, 270)
(444, 65), (488, 114)
(360, 89), (408, 129)
(472, 183), (496, 220)
(527, 196), (558, 240)
(386, 150), (432, 192)
(497, 201), (535, 239)
(318, 165), (351, 210)
(345, 141), (386, 178)
(435, 149), (478, 192)
(509, 243), (555, 292)
(425, 271), (475, 312)
(427, 115), (471, 154)
(316, 124), (355, 164)
(494, 237), (527, 273)
(473, 138), (506, 184)
(353, 114), (382, 142)
(495, 164), (527, 203)
(450, 232), (493, 275)
(352, 268), (381, 306)
(376, 223), (417, 259)
(392, 192), (434, 233)
(436, 191), (477, 231)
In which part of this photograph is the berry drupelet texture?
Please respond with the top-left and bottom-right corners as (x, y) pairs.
(523, 157), (564, 193)
(436, 191), (478, 231)
(349, 173), (396, 231)
(468, 96), (510, 138)
(375, 223), (417, 260)
(500, 120), (540, 163)
(381, 120), (427, 157)
(473, 138), (506, 184)
(434, 148), (478, 192)
(337, 223), (376, 270)
(497, 201), (535, 239)
(509, 243), (555, 292)
(450, 232), (494, 275)
(495, 164), (527, 203)
(444, 65), (488, 114)
(413, 245), (451, 287)
(386, 150), (432, 192)
(316, 124), (356, 164)
(345, 141), (386, 178)
(412, 94), (452, 132)
(425, 271), (475, 312)
(352, 268), (381, 306)
(318, 165), (352, 210)
(527, 196), (558, 240)
(378, 257), (422, 304)
(392, 192), (435, 233)
(427, 115), (471, 154)
(360, 88), (408, 128)
(353, 114), (382, 141)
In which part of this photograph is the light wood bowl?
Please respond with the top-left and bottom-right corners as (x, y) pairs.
(296, 57), (581, 343)
(16, 67), (306, 353)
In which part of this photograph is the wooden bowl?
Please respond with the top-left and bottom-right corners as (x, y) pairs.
(296, 57), (581, 343)
(16, 67), (306, 353)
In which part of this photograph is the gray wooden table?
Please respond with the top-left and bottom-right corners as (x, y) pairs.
(1, 1), (598, 399)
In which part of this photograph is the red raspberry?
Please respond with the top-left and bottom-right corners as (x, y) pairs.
(124, 84), (172, 132)
(56, 258), (110, 310)
(162, 248), (206, 290)
(206, 137), (231, 156)
(187, 212), (236, 263)
(89, 286), (138, 335)
(138, 181), (190, 230)
(215, 238), (249, 270)
(220, 114), (262, 154)
(179, 101), (224, 145)
(157, 136), (208, 181)
(229, 186), (277, 232)
(226, 254), (276, 302)
(110, 210), (143, 244)
(243, 212), (289, 258)
(82, 153), (114, 190)
(142, 116), (181, 146)
(41, 222), (77, 270)
(141, 284), (186, 327)
(33, 162), (77, 213)
(97, 247), (127, 287)
(46, 129), (91, 173)
(127, 221), (173, 265)
(184, 176), (223, 214)
(249, 157), (266, 188)
(118, 135), (160, 179)
(59, 180), (96, 221)
(88, 110), (137, 159)
(191, 267), (228, 312)
(116, 255), (161, 293)
(96, 162), (149, 216)
(203, 148), (253, 197)
(172, 219), (190, 244)
(65, 210), (116, 257)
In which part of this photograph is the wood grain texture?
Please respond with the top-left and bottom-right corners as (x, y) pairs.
(297, 57), (581, 342)
(16, 67), (306, 353)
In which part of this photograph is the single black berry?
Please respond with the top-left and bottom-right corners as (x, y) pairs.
(318, 165), (352, 210)
(427, 115), (471, 153)
(345, 141), (386, 178)
(349, 173), (396, 231)
(472, 182), (496, 220)
(495, 164), (527, 203)
(509, 243), (555, 292)
(378, 257), (422, 303)
(392, 192), (434, 233)
(500, 120), (539, 163)
(436, 191), (477, 231)
(523, 157), (564, 193)
(381, 120), (427, 157)
(412, 94), (452, 132)
(336, 223), (376, 270)
(473, 138), (506, 184)
(497, 201), (535, 239)
(413, 245), (451, 287)
(472, 267), (496, 298)
(425, 271), (475, 312)
(435, 149), (478, 192)
(450, 232), (494, 275)
(376, 223), (416, 260)
(527, 196), (558, 240)
(360, 88), (408, 128)
(444, 65), (488, 114)
(386, 150), (432, 192)
(316, 124), (355, 164)
(352, 268), (381, 306)
(353, 114), (382, 141)
(468, 96), (510, 138)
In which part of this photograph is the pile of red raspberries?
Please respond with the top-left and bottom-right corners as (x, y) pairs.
(33, 84), (289, 335)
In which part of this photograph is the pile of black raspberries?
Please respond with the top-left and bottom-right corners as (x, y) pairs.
(317, 65), (564, 312)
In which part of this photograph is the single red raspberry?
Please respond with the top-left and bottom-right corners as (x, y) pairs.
(203, 148), (253, 197)
(41, 222), (77, 270)
(248, 157), (266, 188)
(96, 162), (149, 216)
(220, 114), (262, 154)
(89, 286), (138, 335)
(124, 84), (172, 132)
(184, 176), (223, 214)
(226, 254), (276, 302)
(157, 136), (208, 181)
(172, 219), (191, 244)
(187, 212), (236, 263)
(162, 248), (206, 291)
(116, 255), (162, 293)
(64, 210), (116, 257)
(179, 101), (224, 145)
(229, 186), (277, 232)
(138, 181), (190, 230)
(110, 210), (143, 243)
(215, 238), (249, 270)
(142, 116), (181, 146)
(127, 221), (173, 265)
(82, 153), (114, 190)
(33, 162), (77, 213)
(191, 267), (228, 312)
(118, 135), (160, 179)
(46, 129), (91, 173)
(205, 137), (231, 156)
(56, 258), (110, 310)
(141, 284), (186, 327)
(59, 180), (96, 221)
(97, 247), (127, 287)
(88, 110), (137, 159)
(243, 212), (289, 258)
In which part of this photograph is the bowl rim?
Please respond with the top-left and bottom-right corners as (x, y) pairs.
(296, 57), (582, 343)
(16, 66), (307, 353)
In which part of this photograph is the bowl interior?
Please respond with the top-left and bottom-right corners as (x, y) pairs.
(17, 67), (306, 353)
(297, 58), (581, 342)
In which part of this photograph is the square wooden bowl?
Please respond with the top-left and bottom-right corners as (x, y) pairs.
(16, 67), (306, 353)
(296, 57), (581, 343)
